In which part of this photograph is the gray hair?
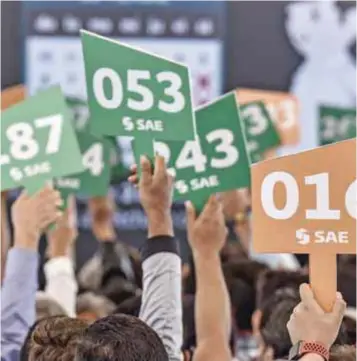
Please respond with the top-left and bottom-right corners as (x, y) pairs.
(35, 292), (67, 320)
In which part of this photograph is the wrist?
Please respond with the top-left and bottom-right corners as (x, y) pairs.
(302, 355), (325, 361)
(47, 245), (71, 258)
(193, 250), (220, 264)
(147, 211), (173, 238)
(14, 231), (39, 250)
(93, 224), (117, 241)
(289, 341), (329, 361)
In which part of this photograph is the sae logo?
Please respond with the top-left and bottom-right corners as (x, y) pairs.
(296, 229), (349, 245)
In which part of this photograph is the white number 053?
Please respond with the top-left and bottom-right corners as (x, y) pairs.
(93, 68), (185, 113)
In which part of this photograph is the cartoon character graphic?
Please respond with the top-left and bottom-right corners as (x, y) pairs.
(284, 0), (356, 153)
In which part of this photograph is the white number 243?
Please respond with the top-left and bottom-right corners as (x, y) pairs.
(154, 128), (239, 174)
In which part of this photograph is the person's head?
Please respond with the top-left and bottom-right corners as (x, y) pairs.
(256, 269), (309, 310)
(74, 314), (169, 361)
(223, 260), (268, 332)
(113, 295), (142, 317)
(259, 288), (300, 359)
(100, 277), (140, 306)
(228, 278), (256, 332)
(330, 345), (356, 361)
(338, 259), (356, 307)
(76, 292), (116, 323)
(20, 316), (88, 361)
(341, 312), (356, 345)
(35, 292), (67, 320)
(224, 259), (268, 289)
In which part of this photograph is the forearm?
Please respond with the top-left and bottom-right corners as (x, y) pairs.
(139, 236), (182, 361)
(1, 247), (38, 358)
(193, 252), (231, 343)
(44, 256), (77, 317)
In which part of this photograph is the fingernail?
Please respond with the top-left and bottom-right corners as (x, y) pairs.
(140, 155), (147, 163)
(336, 292), (343, 300)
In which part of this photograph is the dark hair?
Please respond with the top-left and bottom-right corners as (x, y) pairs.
(260, 289), (348, 359)
(337, 260), (356, 307)
(256, 269), (309, 309)
(20, 316), (88, 361)
(341, 315), (356, 345)
(184, 243), (250, 295)
(260, 288), (300, 359)
(113, 295), (142, 317)
(228, 278), (255, 331)
(222, 260), (268, 332)
(330, 345), (356, 361)
(223, 259), (268, 290)
(75, 314), (168, 361)
(100, 277), (139, 306)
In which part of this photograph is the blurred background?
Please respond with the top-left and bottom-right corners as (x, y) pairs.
(1, 0), (356, 269)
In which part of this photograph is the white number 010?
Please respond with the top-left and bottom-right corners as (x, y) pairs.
(261, 171), (356, 220)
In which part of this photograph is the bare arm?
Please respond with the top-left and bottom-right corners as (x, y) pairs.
(45, 196), (78, 317)
(186, 197), (231, 361)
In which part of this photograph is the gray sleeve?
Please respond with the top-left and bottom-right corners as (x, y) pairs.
(139, 236), (183, 361)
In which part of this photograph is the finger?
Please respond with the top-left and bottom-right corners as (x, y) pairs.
(185, 201), (196, 232)
(153, 155), (166, 181)
(65, 194), (76, 221)
(199, 195), (219, 222)
(300, 283), (324, 315)
(130, 164), (137, 174)
(292, 302), (306, 315)
(39, 191), (63, 208)
(128, 174), (138, 184)
(332, 292), (346, 319)
(140, 155), (152, 186)
(17, 189), (29, 202)
(40, 211), (63, 228)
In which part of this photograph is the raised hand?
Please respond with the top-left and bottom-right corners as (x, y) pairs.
(287, 283), (346, 350)
(186, 195), (228, 258)
(88, 194), (116, 241)
(11, 185), (62, 250)
(47, 195), (78, 257)
(133, 155), (174, 238)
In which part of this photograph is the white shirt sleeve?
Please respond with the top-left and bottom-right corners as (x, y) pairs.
(139, 244), (183, 361)
(44, 256), (78, 317)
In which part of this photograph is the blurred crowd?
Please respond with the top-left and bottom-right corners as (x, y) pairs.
(1, 155), (356, 361)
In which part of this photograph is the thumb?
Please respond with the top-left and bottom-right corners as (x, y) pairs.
(185, 201), (196, 232)
(300, 283), (324, 315)
(17, 189), (29, 201)
(332, 292), (346, 320)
